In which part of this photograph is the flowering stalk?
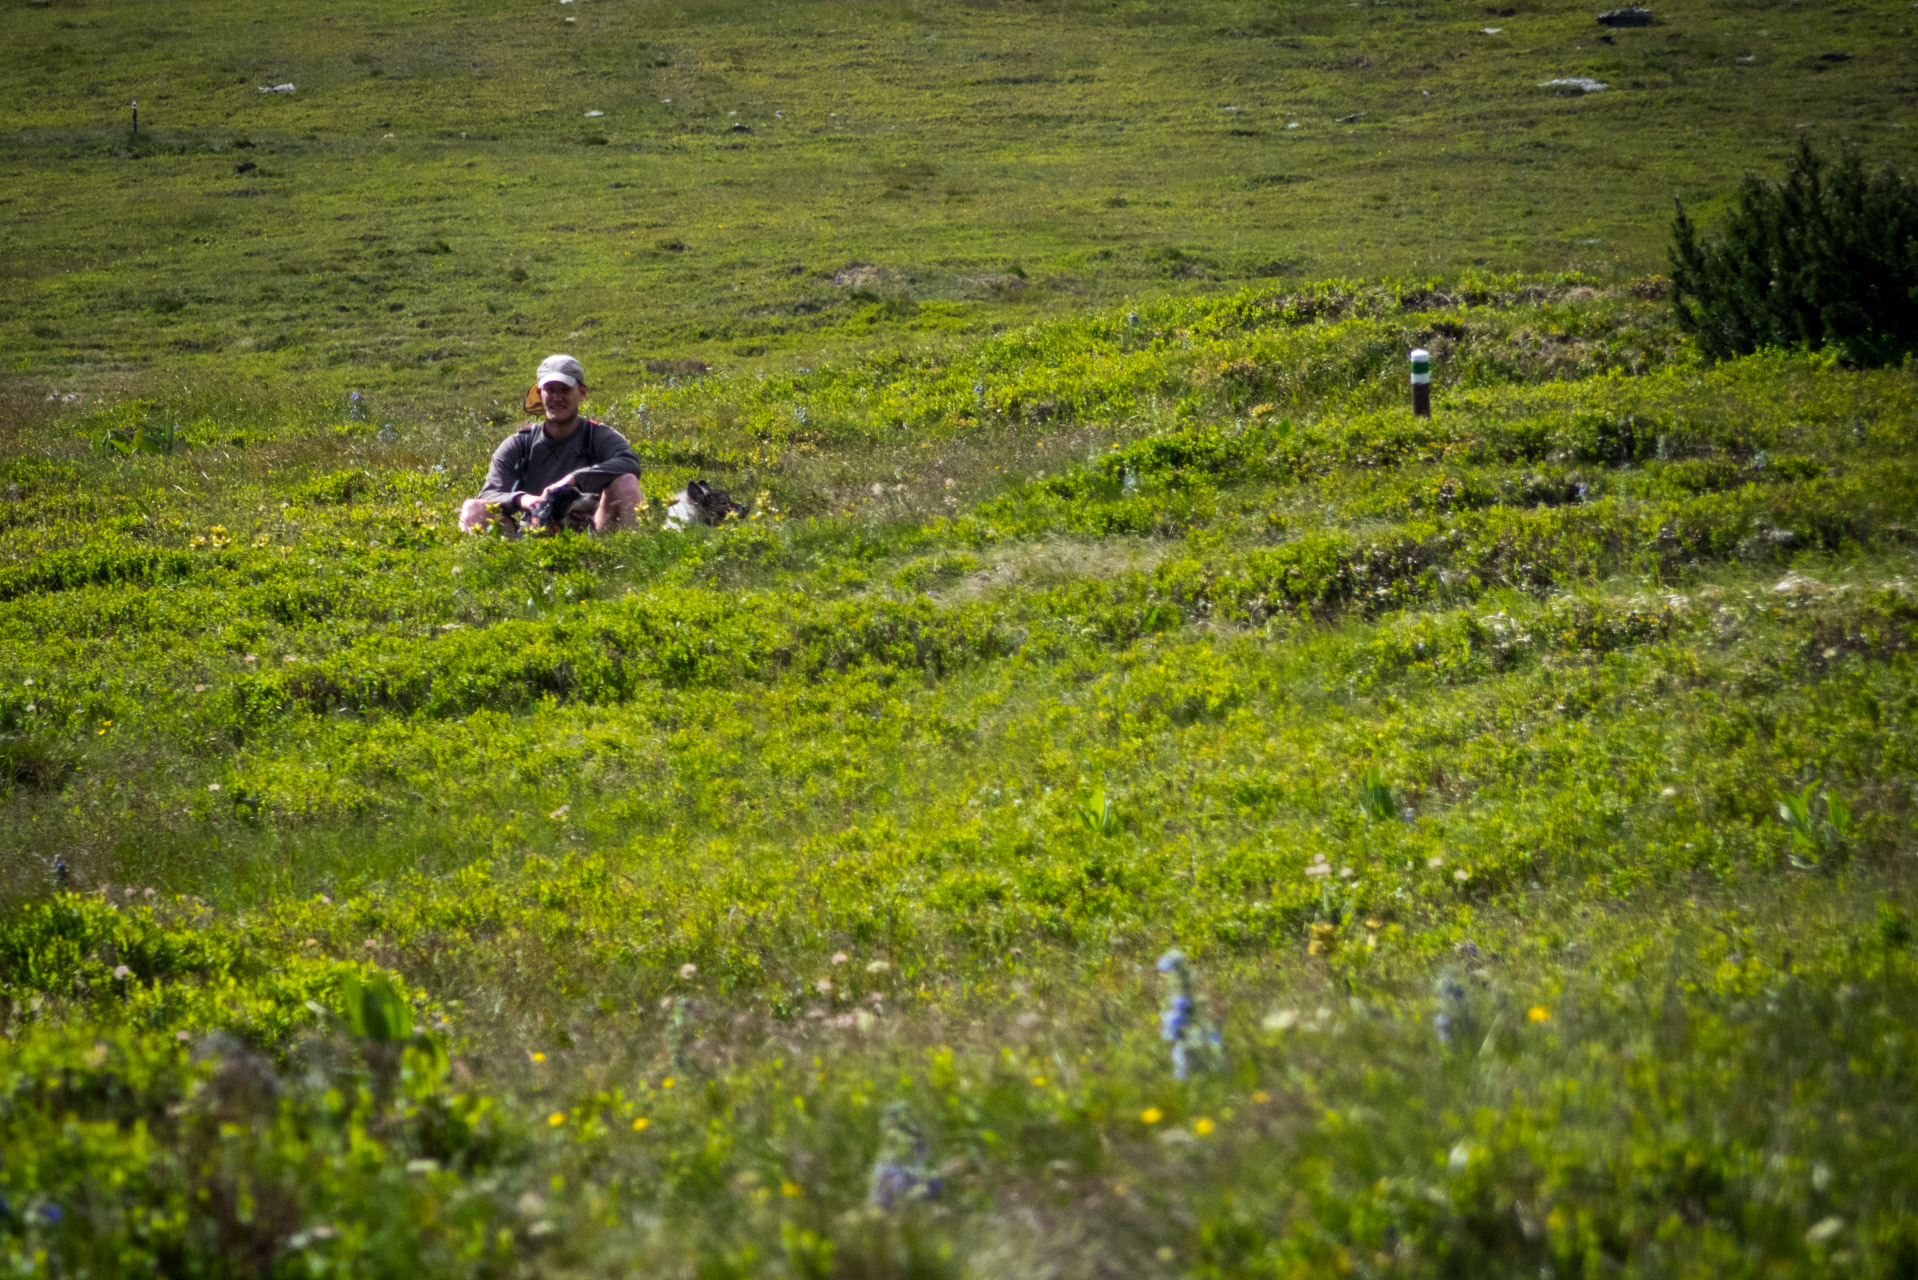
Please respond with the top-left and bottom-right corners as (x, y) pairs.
(1157, 949), (1224, 1081)
(868, 1101), (942, 1210)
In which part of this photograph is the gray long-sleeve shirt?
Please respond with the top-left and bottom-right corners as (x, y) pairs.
(477, 418), (643, 503)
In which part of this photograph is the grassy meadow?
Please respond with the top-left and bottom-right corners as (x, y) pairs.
(4, 0), (1918, 1275)
(5, 0), (1914, 394)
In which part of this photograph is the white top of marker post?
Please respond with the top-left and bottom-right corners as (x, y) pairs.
(1409, 348), (1431, 385)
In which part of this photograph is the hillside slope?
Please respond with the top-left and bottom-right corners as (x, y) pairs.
(2, 282), (1916, 1276)
(5, 0), (1913, 392)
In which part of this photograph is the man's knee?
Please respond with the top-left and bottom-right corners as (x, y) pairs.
(458, 497), (492, 531)
(596, 474), (642, 531)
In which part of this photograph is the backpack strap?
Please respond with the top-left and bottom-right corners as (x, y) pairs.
(510, 423), (540, 486)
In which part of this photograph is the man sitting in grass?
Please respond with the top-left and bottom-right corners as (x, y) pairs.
(459, 354), (644, 535)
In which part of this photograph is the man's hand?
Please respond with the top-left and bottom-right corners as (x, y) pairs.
(512, 475), (578, 514)
(526, 473), (583, 508)
(527, 476), (586, 530)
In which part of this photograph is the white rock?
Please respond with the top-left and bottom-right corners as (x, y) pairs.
(1540, 77), (1608, 93)
(259, 83), (296, 94)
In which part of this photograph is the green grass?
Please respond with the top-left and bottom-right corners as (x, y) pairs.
(6, 0), (1918, 1274)
(4, 0), (1915, 397)
(3, 280), (1918, 1274)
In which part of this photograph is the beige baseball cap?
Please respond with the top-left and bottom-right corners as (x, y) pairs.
(535, 353), (586, 388)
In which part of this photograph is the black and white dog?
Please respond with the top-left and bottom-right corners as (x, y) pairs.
(663, 479), (750, 530)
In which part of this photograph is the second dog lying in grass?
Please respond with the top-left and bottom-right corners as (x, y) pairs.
(663, 479), (750, 531)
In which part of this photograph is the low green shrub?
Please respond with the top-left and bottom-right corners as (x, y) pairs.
(1672, 141), (1918, 367)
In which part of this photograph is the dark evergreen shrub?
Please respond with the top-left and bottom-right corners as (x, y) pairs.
(1670, 141), (1918, 366)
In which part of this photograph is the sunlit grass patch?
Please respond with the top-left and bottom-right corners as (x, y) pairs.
(2, 274), (1917, 1275)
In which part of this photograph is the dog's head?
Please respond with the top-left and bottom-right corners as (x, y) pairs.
(687, 480), (749, 522)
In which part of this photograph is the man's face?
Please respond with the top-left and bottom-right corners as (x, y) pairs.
(539, 380), (584, 422)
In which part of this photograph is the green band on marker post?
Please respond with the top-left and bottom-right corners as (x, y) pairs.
(1409, 349), (1431, 385)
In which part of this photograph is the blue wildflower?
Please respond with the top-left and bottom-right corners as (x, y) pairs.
(1157, 950), (1224, 1081)
(868, 1101), (941, 1211)
(1433, 966), (1482, 1053)
(1160, 992), (1193, 1042)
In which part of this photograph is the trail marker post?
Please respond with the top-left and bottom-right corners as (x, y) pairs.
(130, 101), (139, 141)
(1409, 347), (1431, 418)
